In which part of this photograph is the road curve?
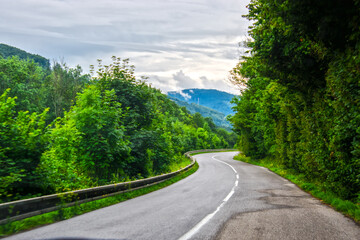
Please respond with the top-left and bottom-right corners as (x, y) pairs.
(4, 152), (360, 240)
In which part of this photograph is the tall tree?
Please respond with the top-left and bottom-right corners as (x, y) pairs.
(45, 62), (90, 119)
(230, 0), (360, 200)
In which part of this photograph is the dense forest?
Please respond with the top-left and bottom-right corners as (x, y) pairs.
(0, 44), (50, 69)
(0, 53), (236, 203)
(230, 0), (360, 203)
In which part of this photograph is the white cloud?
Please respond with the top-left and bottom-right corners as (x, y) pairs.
(146, 70), (238, 95)
(178, 90), (192, 100)
(172, 70), (199, 89)
(0, 0), (250, 95)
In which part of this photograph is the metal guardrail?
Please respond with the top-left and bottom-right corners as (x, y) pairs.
(0, 149), (236, 224)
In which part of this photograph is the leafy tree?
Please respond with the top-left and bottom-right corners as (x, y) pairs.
(38, 85), (130, 192)
(0, 89), (48, 202)
(0, 54), (234, 201)
(0, 56), (46, 113)
(44, 62), (90, 120)
(231, 0), (360, 201)
(193, 112), (205, 128)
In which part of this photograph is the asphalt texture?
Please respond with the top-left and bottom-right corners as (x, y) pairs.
(4, 152), (360, 240)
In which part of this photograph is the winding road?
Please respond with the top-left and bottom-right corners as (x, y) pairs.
(5, 152), (360, 240)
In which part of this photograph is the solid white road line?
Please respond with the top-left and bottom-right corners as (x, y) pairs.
(178, 154), (238, 240)
(223, 190), (234, 202)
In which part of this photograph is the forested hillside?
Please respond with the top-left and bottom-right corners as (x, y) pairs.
(0, 54), (235, 203)
(168, 96), (232, 130)
(230, 0), (360, 203)
(167, 89), (235, 116)
(0, 43), (50, 69)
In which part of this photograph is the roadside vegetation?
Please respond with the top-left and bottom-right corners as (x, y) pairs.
(0, 53), (235, 204)
(230, 0), (360, 221)
(0, 162), (199, 237)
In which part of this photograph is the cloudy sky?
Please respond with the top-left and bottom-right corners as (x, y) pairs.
(0, 0), (251, 94)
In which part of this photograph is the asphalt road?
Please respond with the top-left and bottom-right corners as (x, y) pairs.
(4, 152), (360, 240)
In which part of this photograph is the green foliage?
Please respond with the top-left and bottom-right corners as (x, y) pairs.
(0, 56), (47, 113)
(0, 54), (232, 202)
(0, 162), (199, 237)
(0, 56), (89, 121)
(230, 0), (360, 202)
(89, 57), (231, 177)
(37, 86), (130, 192)
(37, 116), (87, 193)
(0, 89), (48, 201)
(44, 62), (90, 120)
(0, 43), (50, 69)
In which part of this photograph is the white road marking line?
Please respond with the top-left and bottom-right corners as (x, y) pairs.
(211, 155), (237, 174)
(178, 155), (238, 240)
(223, 190), (234, 202)
(178, 201), (225, 240)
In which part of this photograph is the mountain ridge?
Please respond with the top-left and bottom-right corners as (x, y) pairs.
(0, 43), (50, 69)
(167, 88), (236, 116)
(167, 88), (237, 130)
(168, 96), (232, 130)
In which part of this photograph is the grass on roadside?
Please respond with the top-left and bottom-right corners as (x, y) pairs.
(168, 156), (192, 172)
(0, 162), (199, 237)
(234, 153), (360, 223)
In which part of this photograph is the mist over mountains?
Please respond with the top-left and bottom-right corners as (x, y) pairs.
(167, 89), (237, 130)
(167, 89), (236, 116)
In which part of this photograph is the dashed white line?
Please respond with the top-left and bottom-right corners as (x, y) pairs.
(178, 155), (238, 240)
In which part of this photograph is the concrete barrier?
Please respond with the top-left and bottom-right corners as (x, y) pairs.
(0, 149), (235, 224)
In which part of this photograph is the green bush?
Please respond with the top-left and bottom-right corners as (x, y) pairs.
(0, 89), (48, 201)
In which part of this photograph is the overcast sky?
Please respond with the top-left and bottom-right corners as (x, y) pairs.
(0, 0), (251, 94)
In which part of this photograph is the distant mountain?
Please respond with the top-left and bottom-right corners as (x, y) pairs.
(167, 89), (238, 130)
(168, 96), (232, 130)
(0, 43), (50, 69)
(167, 89), (236, 116)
